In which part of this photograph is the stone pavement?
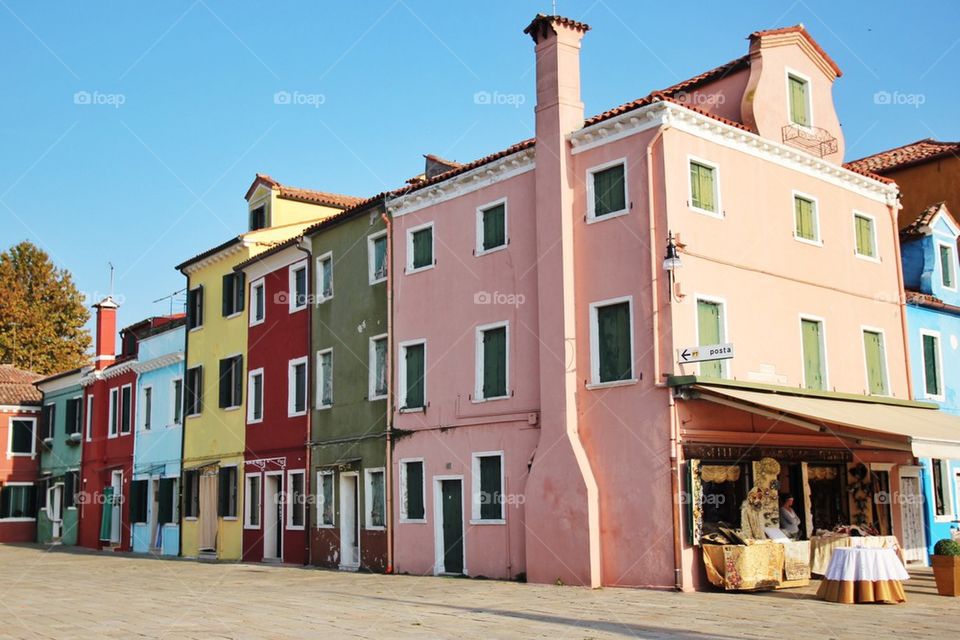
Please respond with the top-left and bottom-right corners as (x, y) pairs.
(0, 544), (955, 639)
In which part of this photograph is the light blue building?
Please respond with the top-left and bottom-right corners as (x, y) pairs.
(130, 317), (186, 556)
(901, 202), (960, 555)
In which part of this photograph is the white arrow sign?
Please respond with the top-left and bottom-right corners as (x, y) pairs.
(678, 343), (734, 364)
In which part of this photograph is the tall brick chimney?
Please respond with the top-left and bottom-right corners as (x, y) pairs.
(92, 296), (119, 370)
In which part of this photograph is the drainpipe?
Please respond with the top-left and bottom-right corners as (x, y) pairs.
(296, 237), (313, 566)
(888, 193), (913, 397)
(646, 109), (684, 591)
(178, 271), (191, 558)
(381, 208), (395, 575)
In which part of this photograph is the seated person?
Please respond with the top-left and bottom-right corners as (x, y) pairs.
(779, 493), (801, 539)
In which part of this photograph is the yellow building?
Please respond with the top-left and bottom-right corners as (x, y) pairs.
(176, 175), (359, 559)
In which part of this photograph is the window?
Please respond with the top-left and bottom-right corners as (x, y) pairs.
(247, 369), (264, 423)
(472, 452), (504, 522)
(108, 388), (120, 437)
(85, 395), (94, 442)
(788, 73), (810, 126)
(221, 272), (245, 317)
(794, 194), (819, 243)
(315, 350), (332, 410)
(854, 213), (877, 259)
(289, 357), (309, 416)
(399, 341), (426, 410)
(400, 460), (425, 522)
(316, 253), (333, 303)
(290, 261), (308, 311)
(8, 418), (35, 456)
(407, 223), (434, 272)
(287, 470), (305, 530)
(245, 473), (261, 528)
(158, 477), (178, 525)
(185, 366), (203, 416)
(589, 298), (634, 385)
(217, 466), (238, 518)
(183, 470), (200, 518)
(689, 159), (719, 215)
(0, 485), (34, 519)
(368, 231), (388, 284)
(142, 387), (153, 431)
(218, 356), (243, 409)
(120, 385), (132, 435)
(249, 278), (265, 326)
(65, 470), (79, 509)
(66, 397), (82, 435)
(130, 479), (149, 524)
(932, 459), (954, 518)
(369, 335), (388, 401)
(40, 403), (54, 441)
(249, 204), (267, 231)
(800, 318), (826, 391)
(477, 200), (507, 253)
(922, 332), (943, 399)
(317, 470), (335, 527)
(863, 329), (888, 395)
(187, 285), (204, 330)
(476, 322), (508, 400)
(171, 379), (183, 425)
(588, 161), (627, 220)
(940, 242), (956, 289)
(697, 299), (726, 378)
(364, 468), (386, 529)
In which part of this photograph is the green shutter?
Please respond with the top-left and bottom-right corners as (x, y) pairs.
(99, 487), (114, 541)
(697, 301), (723, 378)
(940, 245), (955, 288)
(593, 164), (626, 217)
(795, 197), (816, 240)
(923, 334), (941, 396)
(801, 319), (824, 390)
(405, 462), (424, 520)
(863, 331), (887, 394)
(597, 302), (632, 382)
(479, 456), (502, 520)
(405, 344), (425, 408)
(690, 162), (715, 212)
(855, 216), (874, 257)
(482, 205), (506, 251)
(789, 76), (809, 126)
(412, 228), (433, 269)
(482, 327), (507, 398)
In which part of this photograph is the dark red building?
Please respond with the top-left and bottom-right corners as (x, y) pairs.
(237, 244), (309, 564)
(0, 365), (42, 543)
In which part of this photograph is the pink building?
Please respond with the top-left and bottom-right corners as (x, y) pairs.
(389, 15), (960, 589)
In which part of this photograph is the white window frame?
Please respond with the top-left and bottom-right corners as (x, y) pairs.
(931, 458), (956, 522)
(41, 402), (55, 443)
(286, 469), (306, 531)
(937, 240), (958, 291)
(108, 387), (120, 438)
(586, 157), (629, 223)
(315, 349), (333, 410)
(140, 385), (153, 431)
(470, 451), (505, 524)
(244, 472), (261, 529)
(247, 368), (264, 424)
(792, 191), (822, 246)
(185, 366), (203, 418)
(398, 338), (427, 412)
(316, 469), (335, 528)
(861, 325), (891, 397)
(687, 155), (722, 219)
(7, 417), (36, 458)
(920, 329), (945, 401)
(475, 198), (509, 256)
(170, 378), (183, 427)
(288, 259), (309, 313)
(315, 251), (334, 303)
(587, 296), (637, 388)
(368, 334), (388, 401)
(85, 394), (94, 442)
(852, 211), (879, 262)
(0, 482), (37, 521)
(188, 284), (204, 332)
(399, 458), (426, 523)
(798, 314), (829, 391)
(249, 277), (266, 326)
(119, 383), (133, 435)
(785, 67), (814, 128)
(368, 230), (388, 284)
(694, 294), (729, 378)
(474, 321), (510, 401)
(406, 221), (435, 274)
(288, 356), (309, 417)
(363, 467), (387, 531)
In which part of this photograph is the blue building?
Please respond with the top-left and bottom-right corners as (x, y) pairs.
(901, 202), (960, 555)
(129, 316), (186, 556)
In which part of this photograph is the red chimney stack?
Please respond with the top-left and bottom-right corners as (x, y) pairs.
(93, 296), (119, 370)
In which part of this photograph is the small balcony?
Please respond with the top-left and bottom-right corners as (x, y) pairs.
(782, 124), (838, 158)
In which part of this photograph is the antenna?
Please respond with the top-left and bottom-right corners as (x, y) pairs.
(108, 262), (115, 298)
(153, 288), (187, 316)
(552, 0), (557, 15)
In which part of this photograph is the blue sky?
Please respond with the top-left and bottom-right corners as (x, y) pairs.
(1, 0), (958, 337)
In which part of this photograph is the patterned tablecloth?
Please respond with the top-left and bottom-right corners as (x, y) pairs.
(809, 534), (903, 576)
(817, 547), (909, 604)
(702, 543), (785, 591)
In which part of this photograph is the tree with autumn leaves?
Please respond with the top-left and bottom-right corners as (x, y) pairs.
(0, 241), (91, 375)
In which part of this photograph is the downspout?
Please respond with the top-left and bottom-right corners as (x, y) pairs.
(178, 270), (191, 558)
(296, 237), (313, 566)
(888, 192), (913, 396)
(646, 110), (684, 591)
(381, 208), (395, 575)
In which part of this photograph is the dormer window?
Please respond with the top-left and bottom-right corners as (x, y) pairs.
(787, 73), (811, 127)
(939, 242), (956, 289)
(249, 205), (268, 231)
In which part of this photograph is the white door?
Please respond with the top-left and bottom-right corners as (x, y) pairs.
(47, 484), (62, 539)
(263, 473), (282, 561)
(899, 470), (926, 564)
(110, 471), (123, 544)
(339, 473), (359, 569)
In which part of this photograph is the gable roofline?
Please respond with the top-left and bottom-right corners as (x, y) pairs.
(244, 173), (362, 209)
(748, 24), (842, 77)
(846, 138), (960, 175)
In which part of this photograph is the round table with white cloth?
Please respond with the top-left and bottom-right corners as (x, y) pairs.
(817, 547), (910, 604)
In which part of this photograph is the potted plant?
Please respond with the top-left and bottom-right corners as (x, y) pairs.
(931, 538), (960, 596)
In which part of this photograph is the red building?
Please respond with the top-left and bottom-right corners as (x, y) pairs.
(237, 244), (310, 564)
(0, 364), (42, 542)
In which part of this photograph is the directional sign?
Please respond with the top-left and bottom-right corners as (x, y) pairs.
(678, 343), (734, 364)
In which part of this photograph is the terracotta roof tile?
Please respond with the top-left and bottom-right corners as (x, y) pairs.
(523, 14), (591, 42)
(749, 25), (842, 77)
(845, 139), (960, 174)
(245, 173), (362, 209)
(0, 365), (42, 405)
(901, 202), (947, 238)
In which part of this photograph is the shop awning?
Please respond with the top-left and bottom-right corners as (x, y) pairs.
(672, 377), (960, 460)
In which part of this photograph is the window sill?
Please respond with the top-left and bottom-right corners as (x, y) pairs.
(793, 235), (823, 248)
(399, 518), (427, 524)
(189, 326), (204, 334)
(586, 208), (629, 224)
(586, 378), (638, 390)
(288, 410), (308, 418)
(369, 276), (387, 286)
(689, 205), (723, 219)
(289, 305), (308, 314)
(249, 318), (265, 328)
(364, 526), (386, 531)
(222, 516), (238, 521)
(934, 515), (956, 524)
(184, 517), (198, 521)
(469, 519), (506, 525)
(475, 244), (508, 257)
(471, 395), (510, 404)
(0, 517), (36, 523)
(223, 406), (241, 413)
(406, 264), (434, 276)
(369, 394), (387, 402)
(315, 404), (332, 412)
(225, 312), (243, 320)
(399, 407), (426, 414)
(287, 525), (306, 531)
(316, 524), (335, 529)
(925, 394), (945, 403)
(855, 253), (881, 264)
(186, 414), (201, 420)
(247, 418), (263, 425)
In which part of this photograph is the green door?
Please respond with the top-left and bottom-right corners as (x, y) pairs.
(440, 479), (463, 574)
(99, 486), (113, 541)
(697, 300), (722, 378)
(801, 319), (824, 390)
(863, 331), (887, 394)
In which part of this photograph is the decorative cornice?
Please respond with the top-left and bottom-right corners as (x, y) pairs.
(246, 456), (287, 470)
(131, 352), (184, 375)
(80, 361), (137, 386)
(180, 242), (246, 275)
(0, 405), (41, 413)
(386, 147), (536, 217)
